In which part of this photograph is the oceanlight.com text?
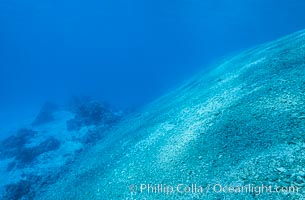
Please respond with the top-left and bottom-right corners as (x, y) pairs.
(129, 183), (300, 196)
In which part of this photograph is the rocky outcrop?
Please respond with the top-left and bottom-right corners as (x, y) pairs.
(66, 97), (121, 131)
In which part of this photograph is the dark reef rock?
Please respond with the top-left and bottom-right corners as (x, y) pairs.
(0, 97), (124, 199)
(66, 97), (121, 131)
(32, 102), (58, 126)
(67, 96), (92, 113)
(14, 136), (61, 168)
(15, 137), (60, 167)
(2, 175), (42, 200)
(0, 129), (37, 159)
(0, 129), (60, 170)
(3, 180), (32, 200)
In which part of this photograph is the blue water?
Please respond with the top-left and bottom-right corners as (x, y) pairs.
(1, 0), (305, 119)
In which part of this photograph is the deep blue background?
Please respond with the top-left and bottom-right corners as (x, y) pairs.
(1, 0), (305, 118)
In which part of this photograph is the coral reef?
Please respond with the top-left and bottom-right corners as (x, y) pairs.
(0, 129), (60, 169)
(0, 97), (125, 199)
(0, 129), (37, 159)
(3, 176), (37, 200)
(2, 174), (47, 200)
(66, 97), (121, 131)
(14, 136), (61, 167)
(3, 179), (33, 200)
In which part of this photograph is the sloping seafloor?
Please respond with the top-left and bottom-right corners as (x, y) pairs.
(33, 30), (305, 199)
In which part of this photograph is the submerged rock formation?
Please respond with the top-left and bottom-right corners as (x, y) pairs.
(0, 98), (124, 200)
(0, 128), (61, 170)
(36, 30), (305, 199)
(66, 97), (122, 131)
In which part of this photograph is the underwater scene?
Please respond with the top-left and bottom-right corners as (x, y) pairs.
(1, 0), (305, 199)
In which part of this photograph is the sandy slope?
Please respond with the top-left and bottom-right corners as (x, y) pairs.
(37, 29), (305, 199)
